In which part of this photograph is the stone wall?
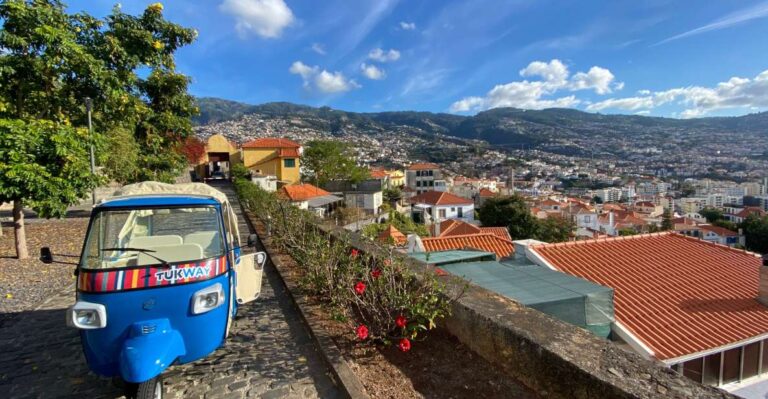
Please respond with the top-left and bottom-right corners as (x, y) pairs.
(313, 222), (735, 399)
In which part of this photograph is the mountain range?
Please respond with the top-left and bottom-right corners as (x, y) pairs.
(194, 97), (768, 155)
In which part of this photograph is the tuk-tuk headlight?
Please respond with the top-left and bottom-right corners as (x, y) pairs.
(192, 283), (224, 315)
(67, 301), (107, 329)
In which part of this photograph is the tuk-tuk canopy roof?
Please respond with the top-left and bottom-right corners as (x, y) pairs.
(107, 182), (230, 206)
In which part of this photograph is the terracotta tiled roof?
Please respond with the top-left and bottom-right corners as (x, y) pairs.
(277, 148), (300, 157)
(540, 199), (561, 206)
(279, 183), (331, 201)
(530, 233), (765, 361)
(479, 188), (496, 197)
(410, 191), (472, 206)
(378, 225), (406, 246)
(602, 203), (625, 211)
(369, 169), (388, 179)
(422, 233), (515, 259)
(736, 207), (766, 218)
(407, 162), (440, 171)
(698, 224), (739, 237)
(480, 227), (512, 241)
(242, 137), (301, 149)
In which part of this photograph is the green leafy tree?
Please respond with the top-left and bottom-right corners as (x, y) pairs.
(302, 140), (369, 186)
(742, 215), (768, 254)
(0, 1), (197, 257)
(618, 228), (638, 236)
(535, 217), (573, 243)
(661, 208), (674, 231)
(0, 120), (102, 258)
(700, 207), (724, 223)
(592, 195), (603, 204)
(383, 187), (402, 204)
(477, 195), (538, 240)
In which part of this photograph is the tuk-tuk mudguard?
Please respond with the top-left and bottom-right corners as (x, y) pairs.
(119, 319), (185, 383)
(78, 273), (230, 379)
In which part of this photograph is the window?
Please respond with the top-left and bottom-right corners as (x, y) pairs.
(438, 209), (446, 218)
(743, 342), (760, 380)
(428, 180), (434, 186)
(416, 171), (422, 177)
(683, 357), (703, 384)
(458, 207), (464, 218)
(284, 158), (296, 168)
(703, 353), (721, 386)
(81, 207), (224, 269)
(451, 207), (455, 212)
(584, 216), (591, 223)
(722, 348), (741, 384)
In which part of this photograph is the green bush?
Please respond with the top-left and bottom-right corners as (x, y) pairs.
(234, 178), (456, 350)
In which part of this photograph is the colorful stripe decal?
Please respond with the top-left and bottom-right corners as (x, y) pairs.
(78, 256), (228, 293)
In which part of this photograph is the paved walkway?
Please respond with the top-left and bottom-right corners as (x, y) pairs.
(0, 182), (340, 398)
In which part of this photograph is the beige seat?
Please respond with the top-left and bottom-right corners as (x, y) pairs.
(184, 232), (219, 252)
(128, 235), (182, 249)
(137, 243), (204, 266)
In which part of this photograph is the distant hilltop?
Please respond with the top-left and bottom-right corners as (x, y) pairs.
(194, 97), (768, 155)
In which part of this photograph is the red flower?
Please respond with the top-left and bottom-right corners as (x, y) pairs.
(356, 324), (369, 340)
(398, 338), (411, 352)
(371, 268), (382, 279)
(350, 249), (359, 258)
(354, 281), (366, 295)
(395, 315), (407, 328)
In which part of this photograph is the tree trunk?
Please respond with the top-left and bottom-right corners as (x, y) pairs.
(13, 201), (29, 260)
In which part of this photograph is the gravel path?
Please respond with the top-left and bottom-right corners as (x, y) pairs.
(0, 218), (89, 326)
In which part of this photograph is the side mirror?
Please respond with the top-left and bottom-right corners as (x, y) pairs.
(247, 234), (258, 247)
(40, 247), (54, 264)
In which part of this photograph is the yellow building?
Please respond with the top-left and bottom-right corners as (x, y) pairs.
(194, 134), (240, 179)
(387, 169), (405, 188)
(241, 138), (302, 185)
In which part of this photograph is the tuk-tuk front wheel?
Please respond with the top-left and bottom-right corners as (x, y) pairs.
(126, 376), (163, 399)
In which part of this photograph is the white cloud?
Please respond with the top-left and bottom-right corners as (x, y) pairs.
(219, 0), (294, 39)
(637, 89), (651, 95)
(368, 48), (401, 62)
(289, 61), (360, 93)
(311, 43), (326, 55)
(289, 61), (317, 81)
(586, 69), (768, 117)
(656, 2), (768, 45)
(519, 59), (569, 87)
(449, 59), (616, 113)
(569, 66), (616, 94)
(361, 63), (386, 80)
(400, 21), (416, 30)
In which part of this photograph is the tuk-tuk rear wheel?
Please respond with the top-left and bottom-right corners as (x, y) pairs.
(126, 375), (163, 399)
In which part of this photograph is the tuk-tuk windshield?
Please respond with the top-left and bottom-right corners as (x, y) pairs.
(81, 206), (225, 270)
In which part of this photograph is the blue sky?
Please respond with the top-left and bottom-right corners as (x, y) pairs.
(66, 0), (768, 118)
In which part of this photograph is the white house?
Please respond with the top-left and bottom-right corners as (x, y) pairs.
(409, 190), (474, 224)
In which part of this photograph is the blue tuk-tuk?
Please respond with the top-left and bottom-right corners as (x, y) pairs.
(41, 182), (265, 399)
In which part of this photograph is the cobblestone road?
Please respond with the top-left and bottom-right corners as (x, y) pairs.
(0, 182), (341, 398)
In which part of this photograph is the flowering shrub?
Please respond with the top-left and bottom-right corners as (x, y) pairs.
(235, 178), (458, 351)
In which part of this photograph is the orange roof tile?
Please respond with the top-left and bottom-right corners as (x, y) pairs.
(736, 207), (766, 218)
(698, 224), (739, 237)
(407, 162), (440, 171)
(242, 137), (301, 149)
(531, 233), (765, 361)
(480, 227), (512, 241)
(479, 188), (496, 197)
(279, 183), (331, 201)
(422, 233), (515, 259)
(410, 191), (473, 206)
(378, 224), (406, 246)
(369, 169), (389, 179)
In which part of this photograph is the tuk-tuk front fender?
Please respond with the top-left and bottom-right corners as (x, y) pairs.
(119, 319), (186, 383)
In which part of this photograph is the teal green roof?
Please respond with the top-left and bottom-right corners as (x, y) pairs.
(440, 261), (614, 338)
(407, 250), (496, 266)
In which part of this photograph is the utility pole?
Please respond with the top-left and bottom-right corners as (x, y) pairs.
(85, 98), (96, 204)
